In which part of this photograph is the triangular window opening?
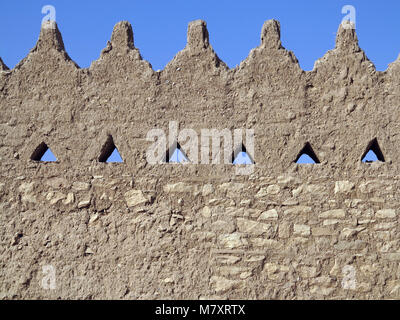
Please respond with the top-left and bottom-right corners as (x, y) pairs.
(362, 139), (384, 163)
(167, 143), (190, 163)
(99, 136), (123, 163)
(232, 144), (254, 165)
(31, 142), (57, 162)
(295, 143), (320, 164)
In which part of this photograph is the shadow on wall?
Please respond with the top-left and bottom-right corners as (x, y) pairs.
(98, 135), (123, 163)
(30, 142), (57, 162)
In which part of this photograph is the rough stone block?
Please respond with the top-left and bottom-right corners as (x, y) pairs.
(376, 209), (396, 219)
(334, 181), (355, 194)
(293, 224), (311, 236)
(319, 209), (346, 219)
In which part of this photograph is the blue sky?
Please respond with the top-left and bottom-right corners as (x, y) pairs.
(1, 1), (399, 71)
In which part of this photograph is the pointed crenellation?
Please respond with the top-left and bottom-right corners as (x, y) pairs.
(163, 19), (227, 72)
(187, 20), (210, 51)
(313, 21), (368, 71)
(0, 57), (9, 71)
(260, 19), (282, 49)
(12, 20), (79, 70)
(111, 21), (135, 50)
(335, 20), (360, 52)
(35, 20), (66, 52)
(92, 21), (154, 74)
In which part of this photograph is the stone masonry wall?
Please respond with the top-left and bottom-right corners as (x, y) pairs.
(0, 19), (400, 299)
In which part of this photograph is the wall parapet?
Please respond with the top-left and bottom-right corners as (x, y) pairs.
(0, 19), (399, 174)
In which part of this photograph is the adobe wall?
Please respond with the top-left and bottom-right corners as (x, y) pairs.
(0, 19), (400, 299)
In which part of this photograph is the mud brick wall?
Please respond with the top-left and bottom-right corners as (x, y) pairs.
(0, 19), (400, 299)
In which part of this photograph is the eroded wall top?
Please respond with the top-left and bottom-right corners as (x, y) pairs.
(0, 19), (399, 178)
